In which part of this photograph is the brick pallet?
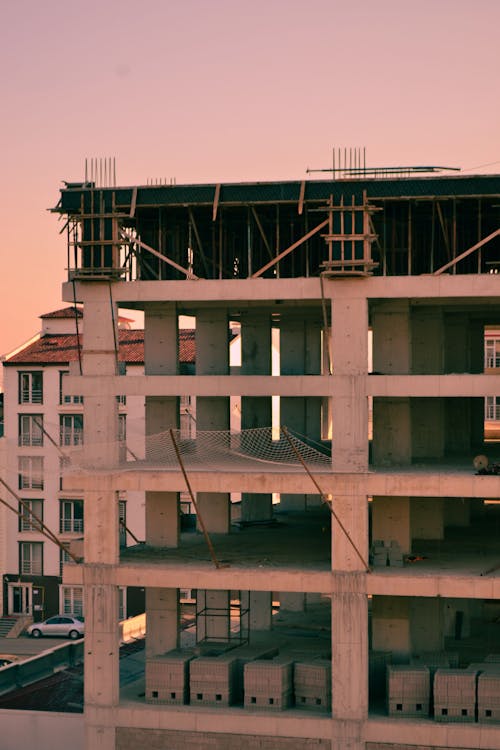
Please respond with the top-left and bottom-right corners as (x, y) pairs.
(190, 655), (239, 707)
(478, 671), (500, 723)
(145, 649), (195, 705)
(244, 657), (294, 711)
(433, 668), (477, 723)
(189, 643), (279, 707)
(386, 665), (430, 718)
(294, 659), (331, 712)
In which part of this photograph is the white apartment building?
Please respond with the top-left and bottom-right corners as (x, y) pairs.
(55, 172), (500, 750)
(1, 308), (152, 621)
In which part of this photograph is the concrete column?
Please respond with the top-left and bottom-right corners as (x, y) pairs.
(280, 592), (305, 612)
(444, 313), (471, 373)
(144, 302), (179, 458)
(241, 493), (273, 523)
(249, 591), (273, 631)
(85, 725), (115, 750)
(144, 302), (178, 375)
(81, 286), (120, 469)
(280, 312), (322, 456)
(331, 720), (364, 750)
(442, 598), (477, 640)
(371, 497), (411, 554)
(84, 570), (120, 712)
(445, 397), (484, 454)
(196, 590), (230, 643)
(79, 284), (120, 750)
(411, 397), (445, 459)
(332, 495), (368, 573)
(196, 309), (231, 533)
(410, 597), (443, 652)
(84, 490), (120, 564)
(372, 398), (411, 466)
(241, 312), (273, 521)
(331, 575), (368, 720)
(145, 588), (179, 657)
(145, 492), (179, 547)
(444, 498), (471, 527)
(196, 493), (230, 534)
(371, 596), (410, 662)
(411, 498), (444, 540)
(372, 300), (411, 374)
(412, 307), (444, 373)
(331, 298), (368, 472)
(470, 319), (485, 373)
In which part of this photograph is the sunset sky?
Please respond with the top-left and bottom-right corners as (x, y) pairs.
(1, 0), (499, 362)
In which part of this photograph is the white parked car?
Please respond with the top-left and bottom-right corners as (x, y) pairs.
(27, 615), (84, 639)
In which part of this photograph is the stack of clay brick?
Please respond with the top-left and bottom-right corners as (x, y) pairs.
(145, 649), (195, 704)
(189, 654), (240, 707)
(467, 658), (500, 724)
(478, 670), (500, 722)
(294, 659), (331, 712)
(244, 656), (294, 710)
(433, 668), (478, 722)
(386, 665), (430, 718)
(371, 540), (403, 567)
(188, 643), (279, 708)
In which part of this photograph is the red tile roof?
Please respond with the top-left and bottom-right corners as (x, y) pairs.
(40, 306), (83, 319)
(4, 330), (196, 366)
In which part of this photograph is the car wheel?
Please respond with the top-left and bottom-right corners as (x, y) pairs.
(69, 629), (80, 640)
(31, 629), (42, 638)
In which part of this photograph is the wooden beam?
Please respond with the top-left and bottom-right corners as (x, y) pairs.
(298, 180), (306, 215)
(251, 206), (273, 261)
(434, 228), (500, 275)
(129, 186), (137, 218)
(212, 183), (221, 221)
(252, 218), (329, 278)
(188, 207), (210, 276)
(123, 233), (199, 280)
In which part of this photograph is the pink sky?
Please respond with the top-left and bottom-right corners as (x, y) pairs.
(1, 0), (499, 363)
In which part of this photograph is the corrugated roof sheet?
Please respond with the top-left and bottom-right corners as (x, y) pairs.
(4, 330), (196, 366)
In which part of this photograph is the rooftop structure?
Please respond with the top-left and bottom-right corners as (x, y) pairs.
(54, 172), (500, 750)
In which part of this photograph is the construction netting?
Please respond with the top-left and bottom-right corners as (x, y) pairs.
(17, 426), (332, 474)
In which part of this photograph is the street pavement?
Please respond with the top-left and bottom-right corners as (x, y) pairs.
(0, 635), (75, 660)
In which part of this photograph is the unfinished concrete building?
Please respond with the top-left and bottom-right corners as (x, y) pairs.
(55, 168), (500, 750)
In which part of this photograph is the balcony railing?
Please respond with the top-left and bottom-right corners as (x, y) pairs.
(60, 518), (84, 534)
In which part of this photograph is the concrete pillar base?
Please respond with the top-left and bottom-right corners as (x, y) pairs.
(146, 588), (179, 657)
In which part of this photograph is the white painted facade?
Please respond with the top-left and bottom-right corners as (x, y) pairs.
(1, 311), (145, 621)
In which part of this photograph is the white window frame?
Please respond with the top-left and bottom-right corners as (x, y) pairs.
(60, 586), (84, 617)
(19, 499), (43, 532)
(19, 541), (43, 575)
(119, 498), (127, 547)
(60, 499), (84, 534)
(485, 339), (500, 369)
(18, 414), (44, 447)
(19, 371), (43, 404)
(18, 456), (44, 490)
(59, 371), (83, 405)
(485, 396), (500, 421)
(60, 414), (84, 446)
(118, 414), (126, 443)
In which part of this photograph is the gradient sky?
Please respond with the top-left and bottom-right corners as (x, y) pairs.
(1, 0), (499, 363)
